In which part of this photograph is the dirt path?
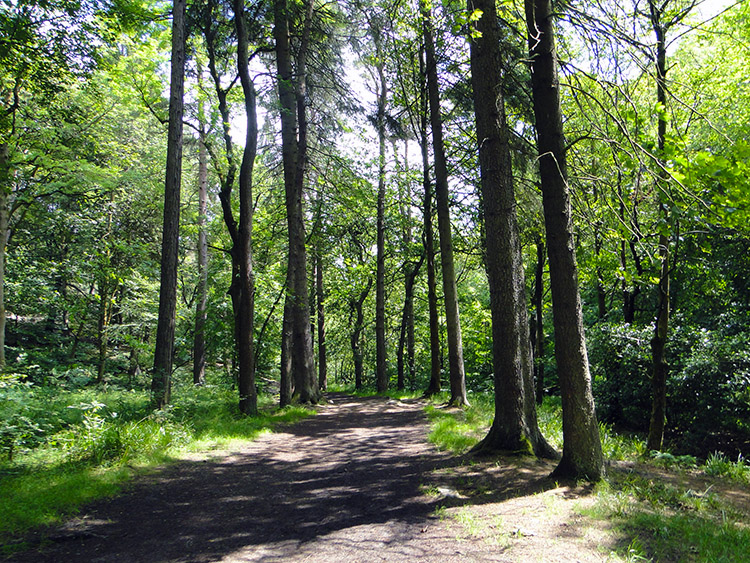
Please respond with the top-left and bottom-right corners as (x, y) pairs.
(9, 394), (633, 562)
(8, 394), (507, 562)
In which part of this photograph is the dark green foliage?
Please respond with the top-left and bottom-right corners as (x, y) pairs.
(589, 321), (750, 457)
(588, 323), (653, 433)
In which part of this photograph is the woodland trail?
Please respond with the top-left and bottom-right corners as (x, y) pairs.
(8, 394), (509, 562)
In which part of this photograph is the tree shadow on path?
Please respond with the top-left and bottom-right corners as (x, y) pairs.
(6, 394), (472, 562)
(8, 393), (609, 562)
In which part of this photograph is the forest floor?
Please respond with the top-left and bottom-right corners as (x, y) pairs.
(6, 393), (747, 562)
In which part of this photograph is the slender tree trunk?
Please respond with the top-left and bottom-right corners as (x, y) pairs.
(534, 237), (546, 405)
(647, 0), (672, 452)
(0, 145), (8, 370)
(280, 272), (294, 406)
(96, 280), (108, 383)
(421, 110), (442, 397)
(398, 254), (424, 391)
(193, 137), (208, 386)
(421, 0), (468, 406)
(316, 248), (327, 391)
(151, 0), (185, 408)
(234, 0), (258, 415)
(375, 53), (388, 394)
(468, 0), (553, 457)
(350, 279), (371, 391)
(594, 224), (607, 319)
(525, 0), (603, 479)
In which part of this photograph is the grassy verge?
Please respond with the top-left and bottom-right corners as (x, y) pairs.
(423, 391), (750, 561)
(0, 378), (314, 550)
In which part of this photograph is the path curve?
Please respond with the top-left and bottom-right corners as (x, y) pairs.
(9, 394), (503, 562)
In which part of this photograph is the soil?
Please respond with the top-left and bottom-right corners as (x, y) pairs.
(3, 394), (649, 562)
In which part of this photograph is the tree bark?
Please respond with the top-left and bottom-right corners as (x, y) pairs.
(375, 48), (388, 394)
(525, 0), (603, 479)
(0, 144), (9, 370)
(534, 237), (546, 405)
(316, 247), (327, 391)
(274, 0), (318, 403)
(468, 0), (553, 458)
(151, 0), (186, 408)
(280, 270), (294, 406)
(193, 137), (208, 386)
(398, 253), (424, 391)
(421, 0), (468, 406)
(646, 0), (672, 452)
(350, 279), (371, 391)
(233, 0), (258, 415)
(420, 104), (442, 398)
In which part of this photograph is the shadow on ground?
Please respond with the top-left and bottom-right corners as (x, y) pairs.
(7, 393), (616, 562)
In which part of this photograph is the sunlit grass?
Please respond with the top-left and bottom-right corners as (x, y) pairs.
(425, 392), (492, 453)
(583, 472), (750, 561)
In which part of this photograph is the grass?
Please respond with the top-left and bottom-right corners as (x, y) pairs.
(584, 474), (750, 561)
(422, 390), (750, 562)
(0, 373), (314, 550)
(424, 392), (493, 453)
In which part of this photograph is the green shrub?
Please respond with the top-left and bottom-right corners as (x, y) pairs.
(588, 322), (653, 432)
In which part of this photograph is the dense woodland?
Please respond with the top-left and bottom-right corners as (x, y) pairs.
(2, 0), (750, 485)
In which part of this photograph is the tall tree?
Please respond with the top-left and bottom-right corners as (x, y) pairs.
(525, 0), (603, 479)
(193, 135), (208, 386)
(645, 0), (696, 452)
(274, 0), (319, 403)
(468, 0), (554, 458)
(152, 0), (186, 408)
(233, 0), (259, 415)
(420, 0), (468, 406)
(195, 0), (258, 413)
(373, 21), (389, 395)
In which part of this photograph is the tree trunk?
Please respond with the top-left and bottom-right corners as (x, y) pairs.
(468, 0), (553, 458)
(316, 248), (327, 391)
(234, 0), (258, 416)
(0, 144), (8, 370)
(421, 107), (442, 397)
(96, 280), (108, 384)
(275, 0), (318, 404)
(375, 51), (388, 395)
(594, 224), (607, 319)
(534, 237), (546, 405)
(151, 0), (186, 408)
(421, 0), (467, 406)
(646, 0), (672, 452)
(280, 272), (294, 406)
(398, 254), (424, 391)
(525, 0), (603, 479)
(350, 279), (371, 391)
(193, 137), (208, 386)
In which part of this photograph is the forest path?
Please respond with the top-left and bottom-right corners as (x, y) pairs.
(9, 393), (512, 562)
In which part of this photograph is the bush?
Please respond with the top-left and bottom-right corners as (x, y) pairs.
(588, 321), (750, 457)
(588, 322), (653, 432)
(668, 326), (750, 456)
